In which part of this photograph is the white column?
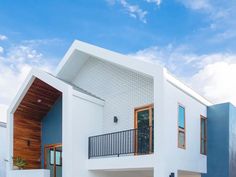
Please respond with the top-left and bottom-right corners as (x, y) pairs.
(154, 68), (179, 177)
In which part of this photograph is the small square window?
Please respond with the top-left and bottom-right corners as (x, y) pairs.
(50, 150), (62, 166)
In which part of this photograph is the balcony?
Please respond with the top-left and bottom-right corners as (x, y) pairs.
(88, 126), (153, 159)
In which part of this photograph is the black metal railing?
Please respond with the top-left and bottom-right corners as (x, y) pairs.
(88, 126), (153, 158)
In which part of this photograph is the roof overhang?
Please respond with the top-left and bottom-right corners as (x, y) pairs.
(55, 40), (162, 82)
(8, 68), (71, 115)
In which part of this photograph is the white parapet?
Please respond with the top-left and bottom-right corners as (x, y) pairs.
(9, 169), (50, 177)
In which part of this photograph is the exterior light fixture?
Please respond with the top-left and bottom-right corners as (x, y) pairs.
(114, 116), (118, 123)
(37, 99), (42, 103)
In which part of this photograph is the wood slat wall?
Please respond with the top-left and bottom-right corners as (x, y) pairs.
(14, 113), (41, 169)
(13, 78), (62, 169)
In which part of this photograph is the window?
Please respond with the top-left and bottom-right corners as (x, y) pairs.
(134, 104), (154, 154)
(201, 116), (207, 155)
(50, 150), (62, 166)
(178, 105), (186, 149)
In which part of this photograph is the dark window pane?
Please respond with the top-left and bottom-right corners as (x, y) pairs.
(137, 110), (150, 153)
(201, 117), (207, 155)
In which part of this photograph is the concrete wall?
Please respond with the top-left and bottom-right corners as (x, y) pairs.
(0, 124), (7, 177)
(73, 58), (154, 133)
(41, 97), (62, 167)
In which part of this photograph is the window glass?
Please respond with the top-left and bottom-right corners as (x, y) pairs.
(201, 117), (207, 155)
(50, 150), (54, 165)
(50, 150), (62, 166)
(178, 131), (185, 148)
(178, 104), (185, 148)
(178, 106), (185, 129)
(56, 151), (61, 165)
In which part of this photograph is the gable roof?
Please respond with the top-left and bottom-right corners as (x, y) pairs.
(55, 40), (162, 81)
(55, 40), (212, 106)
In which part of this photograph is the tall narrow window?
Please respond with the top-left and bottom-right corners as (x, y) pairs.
(178, 104), (186, 149)
(134, 104), (154, 154)
(201, 116), (207, 155)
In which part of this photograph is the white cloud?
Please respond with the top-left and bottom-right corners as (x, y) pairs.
(0, 47), (4, 53)
(106, 0), (148, 23)
(132, 45), (236, 106)
(190, 61), (236, 106)
(177, 0), (211, 11)
(0, 40), (57, 122)
(0, 34), (7, 41)
(146, 0), (161, 6)
(120, 0), (148, 23)
(177, 0), (236, 44)
(0, 104), (8, 123)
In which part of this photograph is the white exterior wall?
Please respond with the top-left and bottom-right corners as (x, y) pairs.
(63, 91), (104, 177)
(153, 76), (207, 177)
(8, 170), (49, 177)
(6, 43), (209, 177)
(164, 81), (207, 173)
(70, 58), (207, 176)
(0, 125), (7, 177)
(73, 58), (154, 133)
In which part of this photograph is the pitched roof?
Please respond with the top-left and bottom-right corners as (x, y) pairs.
(54, 40), (212, 106)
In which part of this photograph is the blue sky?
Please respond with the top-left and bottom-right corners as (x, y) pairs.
(0, 0), (235, 55)
(0, 0), (236, 121)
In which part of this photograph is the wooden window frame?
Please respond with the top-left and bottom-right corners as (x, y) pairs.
(178, 104), (186, 149)
(44, 144), (62, 177)
(134, 104), (154, 154)
(200, 115), (207, 155)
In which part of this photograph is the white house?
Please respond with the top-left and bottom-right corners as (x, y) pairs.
(0, 122), (7, 177)
(6, 40), (212, 177)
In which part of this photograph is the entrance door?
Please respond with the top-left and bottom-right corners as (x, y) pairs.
(44, 144), (62, 177)
(134, 104), (154, 154)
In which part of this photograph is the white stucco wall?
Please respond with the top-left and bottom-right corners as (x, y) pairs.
(73, 58), (154, 133)
(94, 170), (153, 177)
(0, 124), (7, 177)
(9, 169), (49, 177)
(71, 58), (207, 176)
(63, 92), (104, 177)
(155, 80), (207, 175)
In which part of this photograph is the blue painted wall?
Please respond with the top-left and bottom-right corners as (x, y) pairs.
(41, 97), (62, 168)
(204, 103), (236, 177)
(229, 104), (236, 177)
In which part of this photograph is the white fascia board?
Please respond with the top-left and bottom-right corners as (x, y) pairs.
(55, 40), (162, 78)
(164, 69), (212, 106)
(55, 40), (80, 77)
(8, 68), (71, 114)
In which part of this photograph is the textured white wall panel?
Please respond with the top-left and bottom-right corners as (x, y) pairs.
(73, 58), (154, 132)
